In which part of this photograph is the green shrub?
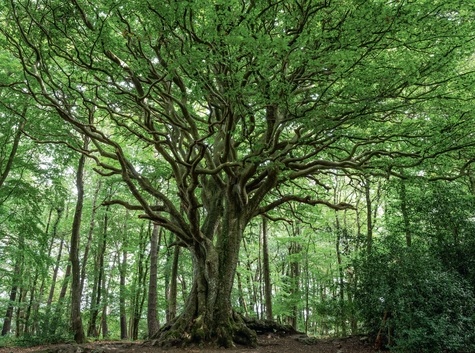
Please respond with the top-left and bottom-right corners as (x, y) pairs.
(355, 239), (475, 353)
(14, 332), (74, 347)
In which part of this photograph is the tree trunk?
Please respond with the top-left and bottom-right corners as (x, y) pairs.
(49, 263), (71, 335)
(80, 180), (102, 295)
(130, 223), (149, 340)
(261, 217), (273, 321)
(101, 303), (109, 338)
(288, 234), (301, 331)
(0, 116), (25, 189)
(15, 287), (27, 337)
(87, 205), (108, 337)
(147, 223), (160, 337)
(242, 238), (257, 318)
(153, 208), (256, 348)
(32, 206), (61, 335)
(335, 213), (347, 337)
(1, 283), (18, 336)
(364, 176), (374, 253)
(235, 268), (248, 316)
(101, 253), (117, 339)
(2, 235), (24, 336)
(119, 243), (128, 339)
(23, 270), (39, 334)
(167, 242), (180, 322)
(47, 208), (65, 307)
(69, 139), (88, 344)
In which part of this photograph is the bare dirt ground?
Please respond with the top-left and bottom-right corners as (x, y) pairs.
(0, 335), (376, 353)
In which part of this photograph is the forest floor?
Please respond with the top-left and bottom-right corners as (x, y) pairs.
(0, 334), (377, 353)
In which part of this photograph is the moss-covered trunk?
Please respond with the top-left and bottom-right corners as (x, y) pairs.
(153, 202), (256, 348)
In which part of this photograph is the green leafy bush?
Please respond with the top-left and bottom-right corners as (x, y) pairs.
(13, 332), (74, 347)
(355, 239), (475, 353)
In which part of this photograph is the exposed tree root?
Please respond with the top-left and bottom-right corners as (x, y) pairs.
(149, 312), (258, 348)
(148, 312), (305, 349)
(242, 316), (302, 336)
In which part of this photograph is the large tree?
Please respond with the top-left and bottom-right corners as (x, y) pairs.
(2, 0), (475, 347)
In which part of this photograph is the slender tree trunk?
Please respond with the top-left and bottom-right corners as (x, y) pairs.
(47, 208), (65, 306)
(364, 176), (373, 253)
(167, 243), (180, 322)
(288, 238), (301, 330)
(69, 139), (88, 344)
(49, 262), (71, 335)
(236, 267), (249, 316)
(32, 206), (61, 335)
(2, 234), (24, 336)
(23, 270), (39, 334)
(100, 274), (111, 339)
(130, 224), (149, 340)
(87, 203), (108, 337)
(261, 217), (273, 320)
(15, 287), (29, 337)
(303, 237), (311, 333)
(0, 117), (25, 189)
(1, 283), (18, 336)
(80, 180), (102, 295)
(101, 253), (117, 339)
(57, 265), (71, 304)
(335, 213), (347, 336)
(257, 229), (263, 320)
(242, 238), (257, 317)
(101, 302), (109, 338)
(119, 217), (129, 340)
(147, 223), (160, 337)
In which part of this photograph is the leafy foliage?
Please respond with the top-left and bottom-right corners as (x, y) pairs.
(355, 239), (475, 353)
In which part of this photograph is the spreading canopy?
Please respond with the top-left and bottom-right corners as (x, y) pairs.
(2, 0), (475, 229)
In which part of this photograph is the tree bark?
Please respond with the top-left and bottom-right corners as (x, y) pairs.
(23, 270), (39, 334)
(130, 223), (149, 340)
(47, 208), (65, 307)
(1, 283), (18, 336)
(364, 176), (374, 253)
(80, 180), (102, 296)
(101, 253), (117, 339)
(287, 228), (301, 331)
(153, 203), (257, 348)
(335, 213), (347, 337)
(87, 204), (108, 337)
(69, 139), (88, 344)
(119, 231), (129, 340)
(236, 268), (248, 316)
(261, 216), (273, 321)
(15, 287), (26, 337)
(0, 117), (25, 189)
(2, 234), (24, 336)
(167, 242), (180, 323)
(101, 301), (109, 338)
(147, 223), (160, 337)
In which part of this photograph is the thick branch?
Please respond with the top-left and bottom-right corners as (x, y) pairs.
(255, 195), (355, 217)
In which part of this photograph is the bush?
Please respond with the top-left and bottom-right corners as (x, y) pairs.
(14, 332), (74, 347)
(355, 239), (475, 353)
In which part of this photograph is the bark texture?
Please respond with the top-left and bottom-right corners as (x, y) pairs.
(70, 139), (87, 344)
(152, 194), (258, 348)
(147, 223), (160, 338)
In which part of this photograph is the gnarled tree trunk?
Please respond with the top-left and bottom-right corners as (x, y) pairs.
(153, 200), (256, 348)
